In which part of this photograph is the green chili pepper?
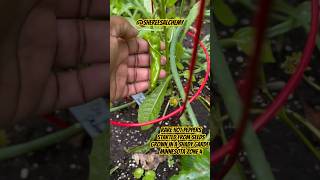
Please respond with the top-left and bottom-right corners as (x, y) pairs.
(143, 33), (161, 90)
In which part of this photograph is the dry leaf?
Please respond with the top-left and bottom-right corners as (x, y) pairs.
(132, 152), (167, 170)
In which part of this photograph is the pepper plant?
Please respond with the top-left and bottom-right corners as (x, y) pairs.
(110, 0), (210, 179)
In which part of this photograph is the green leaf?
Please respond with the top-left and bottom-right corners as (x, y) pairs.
(294, 2), (320, 51)
(293, 2), (310, 27)
(261, 40), (275, 63)
(233, 27), (253, 54)
(233, 27), (276, 63)
(224, 159), (247, 180)
(179, 2), (200, 42)
(175, 42), (184, 63)
(110, 165), (120, 175)
(133, 168), (144, 179)
(176, 62), (184, 70)
(179, 113), (191, 126)
(214, 0), (238, 26)
(89, 130), (108, 180)
(167, 155), (174, 167)
(266, 18), (297, 38)
(143, 170), (156, 180)
(138, 76), (172, 130)
(170, 149), (210, 180)
(167, 0), (177, 7)
(183, 70), (190, 79)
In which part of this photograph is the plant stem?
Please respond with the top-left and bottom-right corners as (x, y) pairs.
(220, 107), (320, 143)
(279, 111), (320, 161)
(266, 18), (296, 38)
(210, 103), (221, 140)
(170, 27), (199, 126)
(162, 101), (170, 117)
(290, 111), (320, 142)
(214, 103), (246, 180)
(303, 75), (320, 92)
(179, 0), (185, 16)
(0, 123), (83, 161)
(260, 66), (320, 161)
(212, 21), (275, 179)
(110, 101), (136, 112)
(198, 95), (210, 112)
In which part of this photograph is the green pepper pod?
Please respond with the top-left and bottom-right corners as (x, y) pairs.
(144, 33), (161, 90)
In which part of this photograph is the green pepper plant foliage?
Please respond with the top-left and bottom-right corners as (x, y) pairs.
(111, 0), (210, 179)
(111, 0), (209, 129)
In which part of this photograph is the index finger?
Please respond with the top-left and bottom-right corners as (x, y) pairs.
(110, 16), (138, 39)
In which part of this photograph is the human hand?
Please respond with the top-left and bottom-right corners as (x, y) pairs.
(110, 16), (166, 101)
(0, 0), (108, 123)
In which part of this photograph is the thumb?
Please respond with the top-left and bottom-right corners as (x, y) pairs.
(110, 16), (137, 39)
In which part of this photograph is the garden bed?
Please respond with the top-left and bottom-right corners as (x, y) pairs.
(212, 0), (320, 179)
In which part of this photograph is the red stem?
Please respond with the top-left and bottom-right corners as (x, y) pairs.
(180, 0), (206, 115)
(214, 0), (272, 178)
